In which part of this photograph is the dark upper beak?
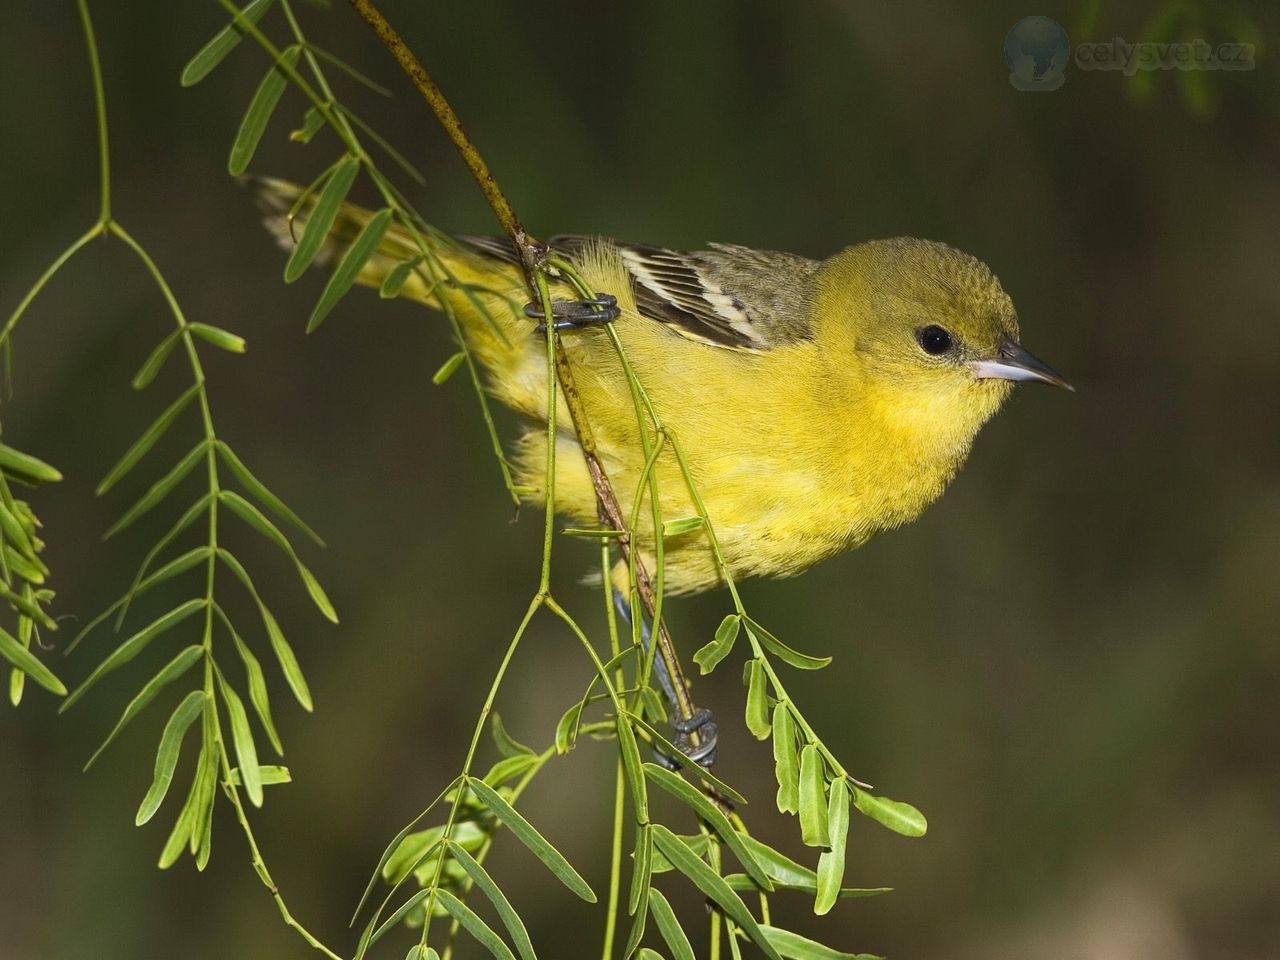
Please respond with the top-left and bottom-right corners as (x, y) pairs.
(969, 335), (1074, 391)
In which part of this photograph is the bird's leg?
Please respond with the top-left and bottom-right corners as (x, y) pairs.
(523, 293), (620, 332)
(612, 590), (718, 769)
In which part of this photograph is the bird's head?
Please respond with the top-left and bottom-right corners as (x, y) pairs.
(812, 237), (1071, 452)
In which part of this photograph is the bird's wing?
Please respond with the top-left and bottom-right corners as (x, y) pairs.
(458, 234), (820, 350)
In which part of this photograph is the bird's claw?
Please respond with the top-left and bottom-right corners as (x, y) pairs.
(658, 707), (718, 770)
(524, 293), (619, 331)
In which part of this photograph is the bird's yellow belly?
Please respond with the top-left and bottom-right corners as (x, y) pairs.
(519, 421), (954, 595)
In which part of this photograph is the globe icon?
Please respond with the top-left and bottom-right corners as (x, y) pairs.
(1005, 16), (1069, 91)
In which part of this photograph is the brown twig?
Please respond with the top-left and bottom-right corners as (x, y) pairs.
(346, 0), (701, 736)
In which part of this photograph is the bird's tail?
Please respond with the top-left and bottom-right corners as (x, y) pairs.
(251, 177), (533, 377)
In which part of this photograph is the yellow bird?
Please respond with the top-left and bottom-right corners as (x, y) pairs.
(256, 181), (1070, 598)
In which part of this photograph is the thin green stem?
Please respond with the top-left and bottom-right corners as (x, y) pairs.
(537, 271), (558, 593)
(601, 537), (625, 960)
(218, 748), (345, 960)
(601, 758), (625, 960)
(424, 265), (520, 504)
(1, 224), (102, 345)
(76, 0), (110, 221)
(412, 594), (543, 954)
(215, 0), (358, 155)
(439, 740), (560, 960)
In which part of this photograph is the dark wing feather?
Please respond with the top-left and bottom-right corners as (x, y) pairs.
(457, 234), (819, 350)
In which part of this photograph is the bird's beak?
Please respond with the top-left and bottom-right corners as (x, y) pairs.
(970, 335), (1074, 391)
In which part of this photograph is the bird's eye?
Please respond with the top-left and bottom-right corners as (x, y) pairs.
(917, 325), (954, 356)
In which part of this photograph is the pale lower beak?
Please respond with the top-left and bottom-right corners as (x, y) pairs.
(970, 336), (1074, 391)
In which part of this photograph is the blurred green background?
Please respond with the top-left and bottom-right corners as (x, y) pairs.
(2, 2), (1278, 958)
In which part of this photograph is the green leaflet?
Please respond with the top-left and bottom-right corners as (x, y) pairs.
(264, 605), (311, 710)
(216, 440), (324, 546)
(649, 825), (782, 960)
(491, 712), (534, 758)
(481, 753), (538, 788)
(449, 842), (537, 960)
(745, 658), (772, 739)
(189, 709), (220, 866)
(228, 45), (300, 175)
(621, 883), (648, 960)
(189, 323), (246, 353)
(103, 441), (207, 540)
(616, 714), (648, 824)
(435, 889), (517, 960)
(693, 613), (740, 675)
(285, 155), (360, 283)
(306, 207), (394, 332)
(180, 0), (276, 86)
(648, 888), (695, 960)
(0, 443), (62, 484)
(0, 581), (55, 630)
(649, 832), (710, 875)
(222, 608), (283, 754)
(112, 493), (213, 632)
(554, 699), (584, 754)
(136, 690), (205, 825)
(61, 599), (206, 711)
(851, 786), (927, 838)
(218, 491), (337, 622)
(290, 105), (326, 144)
(0, 624), (65, 695)
(758, 926), (882, 960)
(661, 516), (704, 537)
(432, 351), (466, 385)
(380, 256), (423, 298)
(735, 833), (817, 889)
(627, 823), (652, 916)
(157, 741), (205, 868)
(216, 549), (314, 710)
(798, 744), (830, 848)
(815, 778), (851, 915)
(2, 546), (45, 585)
(772, 702), (800, 814)
(642, 763), (771, 891)
(131, 329), (182, 389)
(227, 764), (290, 786)
(67, 545), (209, 655)
(467, 777), (596, 903)
(727, 835), (891, 900)
(367, 889), (431, 947)
(219, 674), (263, 807)
(97, 383), (201, 495)
(745, 617), (831, 670)
(0, 497), (38, 559)
(85, 644), (203, 769)
(724, 874), (891, 900)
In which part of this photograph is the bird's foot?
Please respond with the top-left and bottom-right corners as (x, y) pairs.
(523, 293), (619, 331)
(661, 706), (718, 770)
(612, 589), (719, 770)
